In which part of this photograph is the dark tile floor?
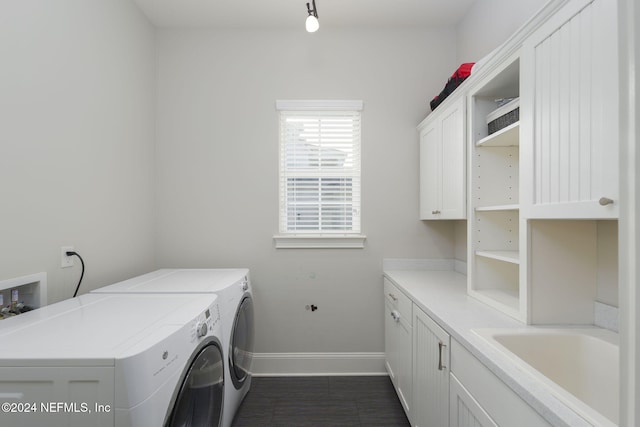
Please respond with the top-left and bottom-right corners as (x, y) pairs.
(231, 376), (411, 427)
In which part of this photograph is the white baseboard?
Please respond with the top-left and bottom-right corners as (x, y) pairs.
(251, 352), (387, 377)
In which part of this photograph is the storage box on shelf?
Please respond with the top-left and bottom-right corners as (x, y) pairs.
(486, 97), (519, 135)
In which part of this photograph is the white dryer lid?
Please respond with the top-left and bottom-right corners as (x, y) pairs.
(91, 268), (248, 294)
(0, 293), (218, 366)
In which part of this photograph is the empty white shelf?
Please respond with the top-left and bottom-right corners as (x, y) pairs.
(475, 250), (520, 264)
(475, 204), (520, 212)
(476, 122), (520, 147)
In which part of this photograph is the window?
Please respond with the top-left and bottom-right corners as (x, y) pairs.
(274, 100), (365, 248)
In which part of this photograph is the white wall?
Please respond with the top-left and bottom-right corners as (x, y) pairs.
(454, 220), (467, 264)
(155, 28), (457, 357)
(456, 0), (547, 63)
(0, 0), (156, 303)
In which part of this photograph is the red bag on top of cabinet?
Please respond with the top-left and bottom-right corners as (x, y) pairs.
(430, 63), (475, 111)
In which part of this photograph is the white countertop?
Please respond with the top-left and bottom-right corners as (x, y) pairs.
(383, 269), (595, 427)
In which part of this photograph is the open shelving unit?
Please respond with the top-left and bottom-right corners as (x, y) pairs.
(467, 53), (525, 322)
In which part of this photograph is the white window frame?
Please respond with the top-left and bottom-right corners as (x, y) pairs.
(274, 100), (366, 249)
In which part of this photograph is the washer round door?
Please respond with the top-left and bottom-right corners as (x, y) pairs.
(229, 295), (255, 389)
(165, 339), (225, 427)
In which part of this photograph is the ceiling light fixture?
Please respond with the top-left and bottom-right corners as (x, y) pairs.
(305, 0), (319, 33)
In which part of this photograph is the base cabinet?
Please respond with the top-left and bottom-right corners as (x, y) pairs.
(450, 374), (498, 427)
(412, 306), (450, 427)
(450, 340), (551, 427)
(384, 278), (413, 419)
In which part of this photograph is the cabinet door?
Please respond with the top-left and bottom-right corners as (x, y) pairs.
(521, 0), (618, 218)
(385, 300), (399, 383)
(439, 98), (466, 219)
(450, 374), (498, 427)
(419, 96), (466, 220)
(385, 299), (413, 418)
(450, 340), (551, 427)
(412, 306), (450, 427)
(419, 122), (441, 219)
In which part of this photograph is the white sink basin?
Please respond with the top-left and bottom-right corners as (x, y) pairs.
(473, 327), (618, 427)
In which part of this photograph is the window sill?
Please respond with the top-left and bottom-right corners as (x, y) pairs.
(273, 235), (367, 249)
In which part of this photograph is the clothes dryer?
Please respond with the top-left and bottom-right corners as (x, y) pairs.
(0, 292), (224, 427)
(92, 269), (254, 427)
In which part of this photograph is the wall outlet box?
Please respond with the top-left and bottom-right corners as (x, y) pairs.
(61, 246), (74, 268)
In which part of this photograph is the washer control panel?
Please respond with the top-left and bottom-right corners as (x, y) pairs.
(192, 302), (221, 342)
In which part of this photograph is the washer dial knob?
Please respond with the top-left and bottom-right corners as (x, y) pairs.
(196, 322), (208, 338)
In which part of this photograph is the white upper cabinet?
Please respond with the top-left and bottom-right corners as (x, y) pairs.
(418, 95), (466, 220)
(520, 0), (619, 219)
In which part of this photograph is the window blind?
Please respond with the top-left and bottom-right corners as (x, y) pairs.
(278, 107), (361, 235)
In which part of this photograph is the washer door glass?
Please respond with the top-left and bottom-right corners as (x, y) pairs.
(230, 296), (255, 389)
(166, 343), (224, 427)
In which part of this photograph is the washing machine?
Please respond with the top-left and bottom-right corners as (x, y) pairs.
(0, 292), (225, 427)
(92, 269), (254, 427)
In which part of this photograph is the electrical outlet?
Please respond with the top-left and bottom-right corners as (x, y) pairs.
(61, 246), (74, 268)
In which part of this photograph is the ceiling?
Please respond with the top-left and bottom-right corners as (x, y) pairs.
(132, 0), (477, 29)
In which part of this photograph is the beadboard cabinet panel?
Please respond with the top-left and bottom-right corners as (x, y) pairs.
(450, 340), (552, 427)
(413, 305), (450, 427)
(521, 0), (618, 218)
(450, 374), (498, 427)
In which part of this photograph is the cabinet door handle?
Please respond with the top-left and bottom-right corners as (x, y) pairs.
(388, 293), (398, 302)
(599, 197), (614, 206)
(390, 310), (400, 322)
(438, 342), (447, 371)
(432, 210), (441, 215)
